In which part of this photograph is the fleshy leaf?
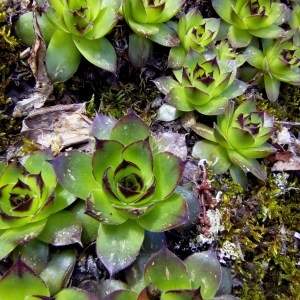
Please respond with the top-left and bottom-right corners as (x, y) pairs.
(46, 30), (81, 82)
(192, 140), (231, 174)
(184, 250), (222, 299)
(0, 259), (50, 298)
(96, 220), (145, 276)
(14, 239), (49, 274)
(0, 219), (47, 244)
(40, 249), (77, 295)
(51, 151), (100, 199)
(129, 33), (153, 68)
(37, 211), (82, 246)
(153, 76), (180, 95)
(137, 193), (188, 232)
(153, 152), (183, 200)
(70, 201), (99, 244)
(87, 189), (128, 224)
(227, 149), (266, 181)
(55, 287), (99, 300)
(110, 111), (150, 146)
(0, 238), (17, 260)
(156, 104), (183, 122)
(90, 113), (117, 140)
(144, 247), (191, 291)
(73, 36), (117, 73)
(162, 289), (203, 300)
(102, 290), (138, 300)
(148, 22), (180, 47)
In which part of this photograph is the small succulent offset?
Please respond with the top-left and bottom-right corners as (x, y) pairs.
(52, 111), (188, 276)
(212, 0), (290, 48)
(0, 259), (97, 300)
(169, 8), (220, 68)
(0, 152), (77, 260)
(122, 0), (184, 47)
(154, 50), (248, 120)
(16, 0), (121, 81)
(192, 100), (275, 186)
(243, 32), (300, 101)
(102, 248), (237, 300)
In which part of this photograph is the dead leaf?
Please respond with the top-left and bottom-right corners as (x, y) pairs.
(13, 8), (53, 117)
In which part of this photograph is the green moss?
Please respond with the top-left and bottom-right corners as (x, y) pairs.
(217, 172), (300, 299)
(0, 0), (22, 152)
(97, 82), (158, 122)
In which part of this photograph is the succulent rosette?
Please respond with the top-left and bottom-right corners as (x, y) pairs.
(212, 0), (290, 48)
(154, 50), (247, 120)
(169, 8), (220, 68)
(52, 111), (188, 275)
(35, 0), (120, 81)
(0, 152), (77, 259)
(244, 32), (300, 101)
(192, 100), (275, 185)
(122, 0), (184, 47)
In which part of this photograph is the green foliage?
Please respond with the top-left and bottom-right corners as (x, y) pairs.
(102, 247), (236, 300)
(217, 172), (300, 299)
(0, 258), (96, 299)
(154, 50), (247, 120)
(52, 111), (188, 275)
(243, 32), (300, 102)
(191, 100), (275, 185)
(211, 0), (290, 48)
(15, 0), (121, 81)
(0, 152), (77, 259)
(123, 0), (184, 47)
(168, 8), (220, 68)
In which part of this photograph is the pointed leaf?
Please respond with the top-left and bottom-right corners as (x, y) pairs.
(37, 211), (82, 246)
(73, 36), (117, 73)
(149, 22), (180, 47)
(156, 104), (183, 122)
(96, 220), (145, 276)
(40, 249), (76, 295)
(129, 33), (153, 68)
(227, 149), (266, 180)
(51, 151), (100, 199)
(110, 111), (150, 146)
(0, 219), (47, 244)
(144, 247), (191, 291)
(153, 152), (183, 200)
(0, 238), (17, 259)
(90, 113), (117, 139)
(264, 74), (280, 102)
(92, 140), (123, 183)
(153, 76), (180, 95)
(228, 26), (252, 48)
(102, 290), (138, 300)
(46, 30), (81, 82)
(87, 189), (128, 224)
(0, 259), (50, 298)
(184, 250), (222, 298)
(192, 141), (231, 174)
(137, 193), (188, 232)
(55, 287), (99, 300)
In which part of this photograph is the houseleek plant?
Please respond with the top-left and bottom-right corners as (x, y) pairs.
(52, 111), (188, 275)
(192, 100), (275, 185)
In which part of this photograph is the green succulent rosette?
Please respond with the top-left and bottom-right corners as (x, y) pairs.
(169, 8), (220, 68)
(0, 152), (77, 259)
(212, 0), (290, 48)
(122, 0), (184, 47)
(192, 100), (276, 185)
(244, 32), (300, 101)
(155, 50), (247, 119)
(52, 111), (188, 275)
